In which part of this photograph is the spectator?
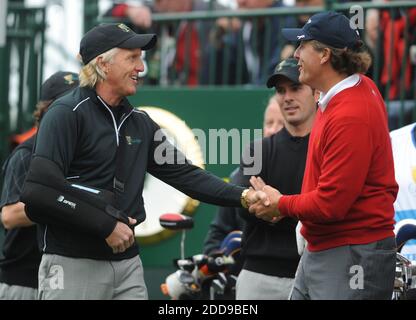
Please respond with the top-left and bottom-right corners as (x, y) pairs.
(379, 3), (416, 99)
(263, 95), (285, 138)
(390, 122), (416, 262)
(106, 0), (227, 86)
(205, 0), (296, 85)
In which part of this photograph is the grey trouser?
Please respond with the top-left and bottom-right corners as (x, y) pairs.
(0, 282), (38, 300)
(38, 254), (148, 300)
(290, 237), (396, 300)
(236, 269), (294, 300)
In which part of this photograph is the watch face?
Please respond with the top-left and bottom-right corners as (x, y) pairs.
(134, 106), (205, 245)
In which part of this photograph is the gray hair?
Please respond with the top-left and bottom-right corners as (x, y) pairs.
(78, 47), (119, 88)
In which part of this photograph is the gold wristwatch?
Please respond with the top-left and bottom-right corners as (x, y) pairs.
(241, 189), (250, 208)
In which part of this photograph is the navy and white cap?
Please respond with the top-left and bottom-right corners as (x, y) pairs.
(79, 23), (157, 65)
(282, 11), (362, 50)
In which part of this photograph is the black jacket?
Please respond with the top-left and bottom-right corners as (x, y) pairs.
(23, 86), (243, 260)
(236, 128), (309, 278)
(0, 136), (41, 288)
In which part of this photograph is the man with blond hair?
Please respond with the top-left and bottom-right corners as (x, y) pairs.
(21, 23), (264, 300)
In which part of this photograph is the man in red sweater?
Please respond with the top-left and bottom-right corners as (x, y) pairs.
(249, 12), (398, 299)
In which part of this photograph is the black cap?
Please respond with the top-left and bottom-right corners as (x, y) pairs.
(79, 23), (157, 65)
(282, 11), (361, 50)
(40, 71), (79, 101)
(267, 58), (300, 88)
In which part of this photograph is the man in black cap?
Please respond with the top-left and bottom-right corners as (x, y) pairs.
(203, 95), (285, 257)
(20, 23), (264, 300)
(39, 72), (79, 101)
(10, 72), (80, 148)
(0, 71), (78, 300)
(249, 12), (398, 299)
(233, 58), (316, 300)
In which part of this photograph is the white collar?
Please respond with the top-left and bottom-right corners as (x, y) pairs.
(318, 74), (361, 111)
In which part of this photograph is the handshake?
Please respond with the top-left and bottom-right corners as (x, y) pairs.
(241, 176), (284, 224)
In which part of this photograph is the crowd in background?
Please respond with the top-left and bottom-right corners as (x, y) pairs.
(102, 0), (416, 102)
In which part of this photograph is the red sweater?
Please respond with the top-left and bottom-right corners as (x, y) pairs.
(278, 75), (398, 251)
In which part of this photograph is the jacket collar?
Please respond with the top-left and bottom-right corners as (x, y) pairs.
(80, 86), (134, 114)
(318, 74), (360, 112)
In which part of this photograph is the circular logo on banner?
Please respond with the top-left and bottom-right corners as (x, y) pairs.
(134, 106), (205, 244)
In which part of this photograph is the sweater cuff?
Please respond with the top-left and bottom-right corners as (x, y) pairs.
(278, 195), (292, 218)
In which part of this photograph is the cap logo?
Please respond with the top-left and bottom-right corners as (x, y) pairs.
(307, 19), (312, 24)
(297, 35), (305, 40)
(126, 136), (141, 145)
(64, 74), (77, 85)
(276, 59), (298, 72)
(285, 61), (298, 68)
(118, 23), (131, 33)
